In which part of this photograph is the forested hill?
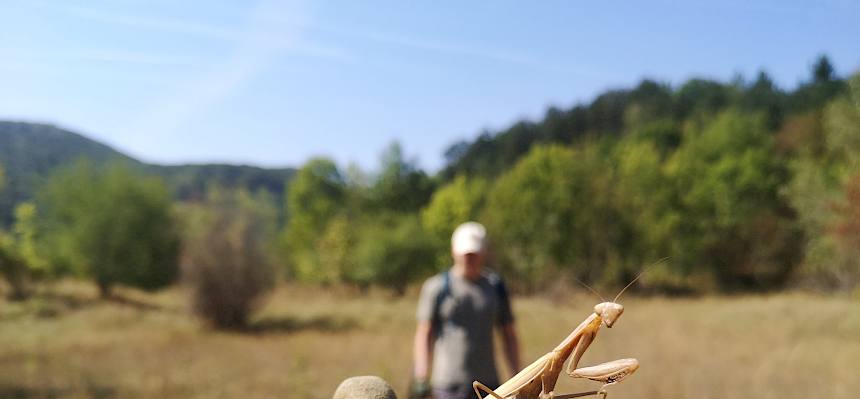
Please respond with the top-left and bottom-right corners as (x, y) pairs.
(441, 56), (848, 179)
(0, 121), (295, 223)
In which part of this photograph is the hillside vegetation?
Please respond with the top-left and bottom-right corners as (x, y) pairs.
(0, 122), (294, 224)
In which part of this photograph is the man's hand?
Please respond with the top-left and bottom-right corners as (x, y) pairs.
(501, 323), (521, 377)
(412, 320), (434, 398)
(409, 379), (431, 399)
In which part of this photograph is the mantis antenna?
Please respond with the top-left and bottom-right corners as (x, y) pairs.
(573, 275), (606, 303)
(613, 257), (670, 303)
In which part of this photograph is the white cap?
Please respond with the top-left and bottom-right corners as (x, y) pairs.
(451, 222), (487, 256)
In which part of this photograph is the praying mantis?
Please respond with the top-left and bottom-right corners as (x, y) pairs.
(472, 273), (647, 399)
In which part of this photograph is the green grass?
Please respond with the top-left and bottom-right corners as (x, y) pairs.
(1, 281), (858, 399)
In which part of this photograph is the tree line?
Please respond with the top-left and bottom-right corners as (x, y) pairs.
(1, 56), (858, 328)
(282, 56), (860, 294)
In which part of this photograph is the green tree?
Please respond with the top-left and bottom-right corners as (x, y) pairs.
(352, 215), (436, 295)
(39, 161), (180, 296)
(813, 56), (835, 83)
(315, 214), (357, 285)
(739, 71), (785, 129)
(668, 110), (795, 289)
(785, 73), (860, 290)
(0, 235), (27, 300)
(484, 144), (620, 288)
(610, 139), (682, 288)
(623, 80), (674, 132)
(484, 145), (576, 286)
(370, 142), (434, 213)
(420, 175), (487, 266)
(673, 79), (735, 121)
(828, 174), (860, 290)
(0, 203), (45, 299)
(283, 157), (347, 282)
(11, 203), (47, 274)
(788, 55), (847, 112)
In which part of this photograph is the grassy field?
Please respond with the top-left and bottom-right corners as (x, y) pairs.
(1, 281), (858, 399)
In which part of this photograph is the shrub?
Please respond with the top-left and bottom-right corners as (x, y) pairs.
(180, 189), (276, 329)
(0, 203), (47, 300)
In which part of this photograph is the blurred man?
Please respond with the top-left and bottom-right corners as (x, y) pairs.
(412, 222), (521, 399)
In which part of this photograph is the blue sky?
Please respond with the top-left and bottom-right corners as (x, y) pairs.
(2, 0), (858, 171)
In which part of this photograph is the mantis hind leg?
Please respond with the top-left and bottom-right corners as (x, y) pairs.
(552, 391), (600, 399)
(596, 382), (618, 399)
(472, 380), (505, 399)
(537, 373), (599, 399)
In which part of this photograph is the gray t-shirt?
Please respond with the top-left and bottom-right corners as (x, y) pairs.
(416, 270), (514, 389)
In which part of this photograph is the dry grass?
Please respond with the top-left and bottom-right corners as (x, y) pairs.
(1, 281), (858, 399)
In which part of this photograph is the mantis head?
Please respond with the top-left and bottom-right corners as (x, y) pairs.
(594, 302), (624, 328)
(590, 259), (667, 328)
(579, 260), (668, 328)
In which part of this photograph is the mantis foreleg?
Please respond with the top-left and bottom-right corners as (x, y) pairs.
(565, 330), (596, 376)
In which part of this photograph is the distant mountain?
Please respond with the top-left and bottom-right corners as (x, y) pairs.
(0, 121), (295, 224)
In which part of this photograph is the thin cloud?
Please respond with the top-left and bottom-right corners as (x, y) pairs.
(61, 4), (256, 43)
(28, 0), (241, 41)
(668, 0), (841, 17)
(305, 22), (619, 79)
(24, 0), (351, 63)
(8, 49), (200, 66)
(311, 22), (539, 65)
(71, 50), (198, 66)
(123, 0), (315, 146)
(12, 0), (352, 148)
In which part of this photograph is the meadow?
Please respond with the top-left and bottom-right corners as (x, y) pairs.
(1, 281), (858, 399)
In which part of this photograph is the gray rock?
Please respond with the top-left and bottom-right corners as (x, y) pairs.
(333, 376), (398, 399)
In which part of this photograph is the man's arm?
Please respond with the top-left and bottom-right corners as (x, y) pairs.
(494, 276), (520, 377)
(500, 322), (521, 377)
(413, 320), (434, 382)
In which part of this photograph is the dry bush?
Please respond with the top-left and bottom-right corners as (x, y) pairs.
(180, 190), (275, 329)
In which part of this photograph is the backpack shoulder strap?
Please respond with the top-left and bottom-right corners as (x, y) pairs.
(485, 272), (506, 301)
(486, 271), (514, 325)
